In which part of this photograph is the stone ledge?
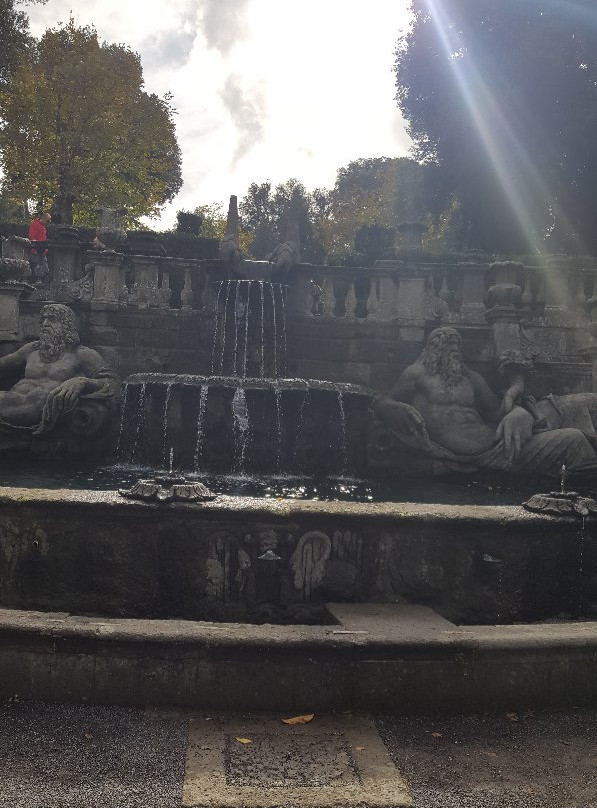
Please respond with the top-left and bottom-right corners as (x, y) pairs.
(0, 605), (596, 713)
(0, 485), (567, 525)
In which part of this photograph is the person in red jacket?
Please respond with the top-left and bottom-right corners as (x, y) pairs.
(28, 212), (51, 282)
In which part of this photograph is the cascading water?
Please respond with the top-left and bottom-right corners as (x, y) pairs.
(337, 390), (348, 476)
(161, 382), (174, 468)
(211, 279), (287, 378)
(193, 384), (209, 472)
(232, 387), (250, 473)
(115, 277), (369, 477)
(131, 382), (147, 463)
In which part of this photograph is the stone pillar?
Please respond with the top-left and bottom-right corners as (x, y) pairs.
(372, 258), (401, 321)
(394, 260), (429, 343)
(485, 260), (537, 391)
(91, 251), (127, 310)
(130, 255), (159, 309)
(582, 295), (597, 392)
(0, 283), (29, 340)
(49, 226), (80, 300)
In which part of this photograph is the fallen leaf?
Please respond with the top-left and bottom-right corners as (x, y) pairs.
(505, 713), (519, 722)
(281, 714), (315, 725)
(430, 732), (443, 738)
(483, 751), (498, 758)
(84, 733), (93, 740)
(235, 737), (252, 744)
(354, 746), (366, 751)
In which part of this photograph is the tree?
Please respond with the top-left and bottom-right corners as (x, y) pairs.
(395, 0), (597, 253)
(0, 19), (182, 225)
(0, 0), (39, 89)
(321, 157), (451, 260)
(239, 179), (325, 262)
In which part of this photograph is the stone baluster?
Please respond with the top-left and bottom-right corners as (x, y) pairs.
(366, 276), (381, 318)
(354, 274), (371, 319)
(332, 275), (350, 317)
(158, 269), (172, 309)
(345, 275), (358, 317)
(181, 268), (193, 311)
(438, 269), (450, 304)
(192, 262), (207, 310)
(91, 251), (126, 310)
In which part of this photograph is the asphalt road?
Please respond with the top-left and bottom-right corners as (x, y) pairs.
(0, 700), (595, 807)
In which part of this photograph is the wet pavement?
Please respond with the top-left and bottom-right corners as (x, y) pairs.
(0, 700), (595, 807)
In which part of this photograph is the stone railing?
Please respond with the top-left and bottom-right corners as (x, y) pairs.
(81, 252), (597, 333)
(285, 258), (597, 327)
(87, 255), (221, 312)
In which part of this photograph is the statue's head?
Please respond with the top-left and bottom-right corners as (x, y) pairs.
(421, 326), (466, 387)
(39, 304), (80, 362)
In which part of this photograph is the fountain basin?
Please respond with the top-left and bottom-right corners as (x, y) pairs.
(118, 374), (371, 477)
(0, 485), (595, 625)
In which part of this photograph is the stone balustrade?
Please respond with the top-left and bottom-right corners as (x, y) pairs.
(76, 250), (597, 333)
(285, 258), (597, 326)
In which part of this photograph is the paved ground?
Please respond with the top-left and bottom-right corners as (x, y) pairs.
(0, 700), (595, 807)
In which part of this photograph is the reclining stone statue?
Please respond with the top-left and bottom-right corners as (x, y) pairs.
(0, 304), (120, 444)
(370, 326), (597, 478)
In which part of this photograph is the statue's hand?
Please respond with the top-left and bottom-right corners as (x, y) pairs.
(499, 374), (525, 417)
(42, 377), (88, 423)
(496, 406), (534, 462)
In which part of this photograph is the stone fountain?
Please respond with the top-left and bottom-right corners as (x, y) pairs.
(0, 203), (595, 712)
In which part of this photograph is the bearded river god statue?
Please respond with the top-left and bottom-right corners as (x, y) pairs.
(369, 326), (597, 479)
(0, 304), (121, 453)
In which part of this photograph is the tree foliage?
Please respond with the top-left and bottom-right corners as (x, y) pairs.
(234, 158), (452, 265)
(321, 157), (451, 261)
(239, 179), (325, 263)
(395, 0), (597, 253)
(0, 19), (182, 225)
(0, 0), (39, 89)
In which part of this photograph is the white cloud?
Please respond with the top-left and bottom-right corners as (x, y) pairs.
(25, 0), (412, 228)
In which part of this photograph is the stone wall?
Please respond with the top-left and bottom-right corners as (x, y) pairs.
(0, 488), (594, 625)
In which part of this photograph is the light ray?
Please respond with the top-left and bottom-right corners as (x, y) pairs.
(424, 0), (586, 256)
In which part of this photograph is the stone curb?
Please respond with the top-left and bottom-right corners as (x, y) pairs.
(0, 605), (595, 713)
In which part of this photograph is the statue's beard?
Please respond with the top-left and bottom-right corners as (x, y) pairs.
(39, 328), (66, 363)
(424, 348), (465, 388)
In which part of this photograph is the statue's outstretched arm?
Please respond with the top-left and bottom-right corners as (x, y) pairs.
(0, 343), (35, 376)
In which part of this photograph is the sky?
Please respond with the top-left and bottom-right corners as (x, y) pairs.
(28, 0), (413, 229)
